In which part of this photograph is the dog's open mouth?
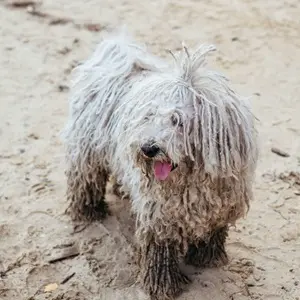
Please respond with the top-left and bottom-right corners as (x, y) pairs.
(153, 161), (178, 181)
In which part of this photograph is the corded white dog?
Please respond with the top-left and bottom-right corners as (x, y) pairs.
(62, 31), (258, 300)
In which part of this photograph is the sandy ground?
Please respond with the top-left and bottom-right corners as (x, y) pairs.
(1, 0), (300, 299)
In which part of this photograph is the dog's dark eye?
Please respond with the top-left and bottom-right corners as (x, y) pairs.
(144, 113), (154, 122)
(171, 114), (183, 127)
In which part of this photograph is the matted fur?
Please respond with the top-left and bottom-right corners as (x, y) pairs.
(62, 31), (258, 299)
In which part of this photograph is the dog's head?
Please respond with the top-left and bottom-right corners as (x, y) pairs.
(127, 45), (258, 182)
(134, 95), (195, 182)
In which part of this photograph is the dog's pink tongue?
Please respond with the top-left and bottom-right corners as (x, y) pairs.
(154, 161), (172, 180)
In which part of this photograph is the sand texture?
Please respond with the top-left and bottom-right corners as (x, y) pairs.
(0, 0), (300, 299)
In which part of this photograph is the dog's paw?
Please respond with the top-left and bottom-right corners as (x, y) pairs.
(143, 264), (190, 300)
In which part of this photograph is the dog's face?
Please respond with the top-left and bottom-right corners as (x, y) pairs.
(133, 85), (196, 182)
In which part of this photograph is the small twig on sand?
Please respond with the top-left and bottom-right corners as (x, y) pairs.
(271, 147), (290, 157)
(0, 254), (26, 277)
(72, 223), (89, 234)
(6, 1), (106, 32)
(272, 118), (291, 126)
(60, 272), (76, 284)
(6, 0), (37, 7)
(53, 242), (75, 249)
(270, 206), (289, 221)
(48, 246), (80, 264)
(49, 17), (72, 25)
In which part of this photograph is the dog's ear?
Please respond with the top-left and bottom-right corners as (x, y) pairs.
(175, 44), (258, 177)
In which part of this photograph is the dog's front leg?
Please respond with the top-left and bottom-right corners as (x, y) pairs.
(139, 238), (190, 300)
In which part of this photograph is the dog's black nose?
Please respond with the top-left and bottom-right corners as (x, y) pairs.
(141, 143), (160, 158)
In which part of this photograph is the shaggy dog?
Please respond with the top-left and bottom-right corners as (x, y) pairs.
(62, 31), (258, 299)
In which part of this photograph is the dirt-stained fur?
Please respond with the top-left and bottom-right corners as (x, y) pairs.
(61, 30), (258, 299)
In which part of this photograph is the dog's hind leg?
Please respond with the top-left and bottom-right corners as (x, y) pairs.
(184, 226), (229, 268)
(66, 162), (110, 222)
